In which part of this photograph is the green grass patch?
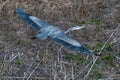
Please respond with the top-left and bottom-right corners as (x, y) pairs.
(102, 55), (114, 66)
(89, 18), (103, 25)
(15, 59), (24, 65)
(93, 42), (115, 53)
(92, 71), (103, 79)
(66, 53), (85, 64)
(72, 19), (87, 25)
(72, 17), (104, 26)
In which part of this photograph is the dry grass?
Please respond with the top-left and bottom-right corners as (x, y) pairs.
(0, 0), (120, 80)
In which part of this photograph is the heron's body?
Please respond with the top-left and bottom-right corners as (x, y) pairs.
(17, 8), (96, 56)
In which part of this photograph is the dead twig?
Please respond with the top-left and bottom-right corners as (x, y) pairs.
(83, 24), (120, 79)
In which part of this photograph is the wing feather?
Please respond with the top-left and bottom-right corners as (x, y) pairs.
(29, 16), (51, 29)
(52, 32), (95, 56)
(52, 32), (81, 51)
(17, 8), (51, 30)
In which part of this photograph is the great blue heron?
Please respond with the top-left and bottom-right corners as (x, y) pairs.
(17, 8), (98, 57)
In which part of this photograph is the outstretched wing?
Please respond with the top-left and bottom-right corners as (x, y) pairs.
(29, 16), (50, 29)
(52, 32), (95, 56)
(16, 8), (51, 30)
(52, 32), (81, 50)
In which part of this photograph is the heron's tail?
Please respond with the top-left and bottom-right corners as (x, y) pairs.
(16, 8), (41, 30)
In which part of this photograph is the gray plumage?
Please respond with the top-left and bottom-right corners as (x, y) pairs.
(17, 8), (97, 56)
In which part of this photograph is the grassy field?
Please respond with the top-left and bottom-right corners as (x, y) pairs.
(0, 0), (120, 80)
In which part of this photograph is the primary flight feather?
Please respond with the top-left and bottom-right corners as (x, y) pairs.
(17, 8), (97, 56)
